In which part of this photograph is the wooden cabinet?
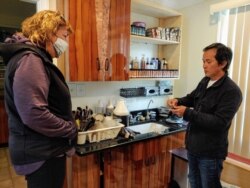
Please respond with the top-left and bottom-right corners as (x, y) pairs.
(71, 131), (185, 188)
(71, 153), (100, 188)
(0, 99), (8, 145)
(68, 0), (131, 81)
(130, 0), (182, 79)
(103, 131), (185, 188)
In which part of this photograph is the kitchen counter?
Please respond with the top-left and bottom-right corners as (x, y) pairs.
(75, 120), (187, 156)
(71, 119), (187, 188)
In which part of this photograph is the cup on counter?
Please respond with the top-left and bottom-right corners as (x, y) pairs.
(77, 131), (87, 145)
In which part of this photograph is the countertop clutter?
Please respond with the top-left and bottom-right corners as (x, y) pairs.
(71, 107), (187, 188)
(75, 107), (187, 156)
(75, 123), (186, 156)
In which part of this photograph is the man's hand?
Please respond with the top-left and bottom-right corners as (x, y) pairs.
(170, 105), (187, 117)
(167, 98), (178, 108)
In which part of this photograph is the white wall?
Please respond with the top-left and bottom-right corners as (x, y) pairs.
(69, 0), (226, 113)
(70, 11), (174, 113)
(69, 80), (172, 113)
(174, 0), (223, 97)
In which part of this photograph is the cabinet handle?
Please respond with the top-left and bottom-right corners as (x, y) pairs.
(105, 58), (109, 71)
(144, 156), (157, 166)
(150, 156), (156, 165)
(144, 158), (150, 166)
(96, 57), (100, 71)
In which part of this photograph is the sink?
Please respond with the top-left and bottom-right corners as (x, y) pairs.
(127, 122), (169, 134)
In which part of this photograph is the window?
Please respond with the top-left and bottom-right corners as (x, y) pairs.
(213, 2), (250, 158)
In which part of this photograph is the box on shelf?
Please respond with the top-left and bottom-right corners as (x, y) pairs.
(144, 27), (181, 42)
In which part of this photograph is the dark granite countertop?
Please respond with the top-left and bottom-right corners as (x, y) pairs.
(75, 119), (187, 156)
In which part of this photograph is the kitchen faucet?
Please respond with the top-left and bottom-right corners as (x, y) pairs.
(129, 112), (143, 124)
(146, 99), (154, 120)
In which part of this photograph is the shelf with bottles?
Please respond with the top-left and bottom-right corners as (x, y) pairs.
(130, 0), (182, 80)
(129, 69), (179, 79)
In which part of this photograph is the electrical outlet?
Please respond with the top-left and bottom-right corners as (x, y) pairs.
(77, 84), (84, 97)
(68, 83), (77, 97)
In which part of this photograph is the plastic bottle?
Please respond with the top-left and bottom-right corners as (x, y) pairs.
(145, 57), (150, 69)
(150, 58), (155, 69)
(133, 57), (139, 69)
(161, 58), (168, 70)
(161, 58), (165, 70)
(164, 59), (169, 70)
(106, 100), (114, 116)
(95, 100), (104, 114)
(129, 56), (133, 69)
(141, 55), (146, 69)
(155, 58), (159, 69)
(156, 58), (161, 70)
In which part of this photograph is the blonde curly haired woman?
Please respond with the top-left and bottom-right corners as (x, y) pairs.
(0, 10), (77, 188)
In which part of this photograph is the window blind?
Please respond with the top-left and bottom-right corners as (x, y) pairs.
(210, 0), (250, 14)
(217, 5), (250, 158)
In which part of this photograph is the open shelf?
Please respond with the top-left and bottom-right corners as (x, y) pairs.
(131, 35), (179, 45)
(129, 69), (179, 79)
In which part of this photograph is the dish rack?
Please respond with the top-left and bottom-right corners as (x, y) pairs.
(77, 123), (124, 145)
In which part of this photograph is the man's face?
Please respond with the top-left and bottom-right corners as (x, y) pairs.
(202, 48), (226, 80)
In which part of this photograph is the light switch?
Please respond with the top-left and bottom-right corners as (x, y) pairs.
(77, 84), (84, 96)
(68, 83), (77, 97)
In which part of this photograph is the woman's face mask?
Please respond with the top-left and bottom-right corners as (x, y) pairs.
(53, 37), (68, 57)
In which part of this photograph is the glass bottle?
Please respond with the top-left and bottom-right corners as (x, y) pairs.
(145, 57), (150, 69)
(141, 55), (146, 69)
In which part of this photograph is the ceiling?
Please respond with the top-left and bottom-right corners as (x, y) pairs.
(146, 0), (206, 10)
(0, 0), (206, 25)
(0, 0), (36, 20)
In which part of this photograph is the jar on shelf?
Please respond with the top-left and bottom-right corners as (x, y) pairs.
(132, 57), (140, 69)
(161, 58), (169, 70)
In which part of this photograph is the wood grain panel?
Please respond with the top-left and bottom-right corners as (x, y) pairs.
(68, 0), (130, 81)
(0, 99), (8, 144)
(103, 132), (185, 188)
(68, 0), (98, 81)
(72, 154), (100, 188)
(221, 159), (250, 188)
(109, 0), (130, 81)
(71, 131), (186, 188)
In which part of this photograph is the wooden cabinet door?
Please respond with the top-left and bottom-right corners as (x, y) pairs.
(68, 0), (130, 81)
(68, 0), (98, 81)
(103, 132), (185, 188)
(130, 137), (169, 188)
(103, 146), (132, 187)
(72, 153), (100, 188)
(0, 99), (8, 145)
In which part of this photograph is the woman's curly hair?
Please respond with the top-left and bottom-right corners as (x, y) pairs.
(21, 10), (72, 47)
